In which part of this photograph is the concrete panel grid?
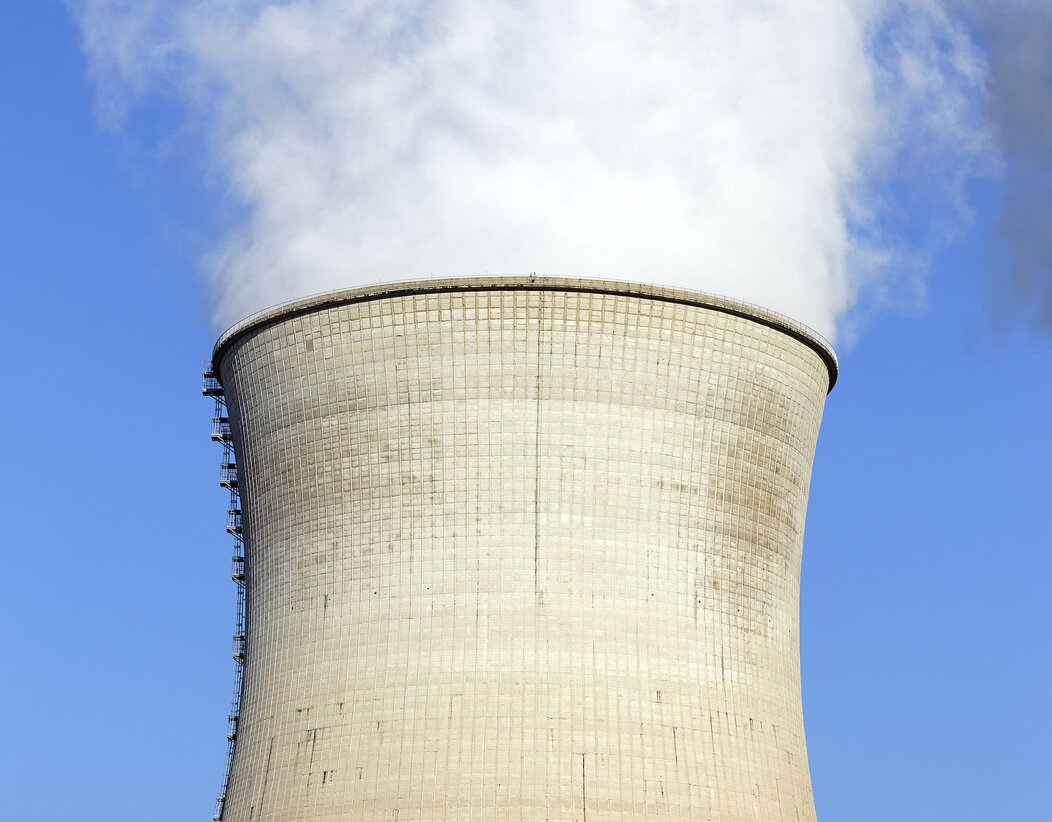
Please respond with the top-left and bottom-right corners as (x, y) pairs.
(211, 278), (835, 821)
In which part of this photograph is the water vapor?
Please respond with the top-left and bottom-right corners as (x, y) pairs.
(73, 1), (1002, 340)
(954, 0), (1052, 326)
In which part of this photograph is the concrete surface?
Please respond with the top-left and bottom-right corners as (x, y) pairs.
(213, 277), (834, 821)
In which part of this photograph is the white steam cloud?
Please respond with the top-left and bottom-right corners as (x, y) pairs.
(73, 1), (1000, 340)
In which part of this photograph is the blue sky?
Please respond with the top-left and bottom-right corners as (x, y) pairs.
(1, 3), (1049, 820)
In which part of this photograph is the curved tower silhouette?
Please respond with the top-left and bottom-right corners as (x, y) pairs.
(205, 277), (837, 821)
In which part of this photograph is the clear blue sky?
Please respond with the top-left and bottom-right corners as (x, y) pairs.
(1, 4), (1049, 821)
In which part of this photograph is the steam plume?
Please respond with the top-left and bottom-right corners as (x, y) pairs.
(72, 1), (1006, 340)
(955, 0), (1052, 326)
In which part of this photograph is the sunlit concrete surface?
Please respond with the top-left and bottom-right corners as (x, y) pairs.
(213, 277), (836, 821)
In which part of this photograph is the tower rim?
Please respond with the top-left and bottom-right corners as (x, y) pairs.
(212, 276), (838, 392)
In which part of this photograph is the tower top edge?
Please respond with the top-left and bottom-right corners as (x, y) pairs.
(212, 276), (838, 392)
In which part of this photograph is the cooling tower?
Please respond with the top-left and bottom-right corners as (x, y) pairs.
(205, 277), (837, 821)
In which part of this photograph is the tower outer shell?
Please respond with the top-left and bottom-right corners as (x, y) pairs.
(212, 277), (836, 822)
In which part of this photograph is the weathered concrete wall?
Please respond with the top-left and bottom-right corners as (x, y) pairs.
(214, 278), (834, 821)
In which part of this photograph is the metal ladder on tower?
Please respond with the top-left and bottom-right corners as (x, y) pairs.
(203, 366), (246, 822)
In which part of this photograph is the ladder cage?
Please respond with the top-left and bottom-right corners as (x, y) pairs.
(203, 369), (247, 821)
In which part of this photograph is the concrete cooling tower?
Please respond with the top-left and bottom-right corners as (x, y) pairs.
(202, 277), (837, 821)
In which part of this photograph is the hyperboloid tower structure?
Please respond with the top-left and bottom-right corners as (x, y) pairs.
(203, 277), (837, 821)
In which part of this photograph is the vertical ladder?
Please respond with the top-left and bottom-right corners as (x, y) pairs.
(203, 366), (246, 822)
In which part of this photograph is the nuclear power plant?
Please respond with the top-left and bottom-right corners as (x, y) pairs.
(202, 276), (837, 821)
